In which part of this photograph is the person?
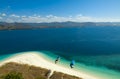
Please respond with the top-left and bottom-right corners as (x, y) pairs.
(55, 56), (60, 64)
(70, 60), (75, 68)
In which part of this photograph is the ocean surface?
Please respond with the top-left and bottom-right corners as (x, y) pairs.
(0, 27), (120, 79)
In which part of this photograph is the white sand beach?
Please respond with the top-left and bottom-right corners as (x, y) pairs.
(0, 52), (98, 79)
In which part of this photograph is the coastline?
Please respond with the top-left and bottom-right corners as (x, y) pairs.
(0, 51), (98, 79)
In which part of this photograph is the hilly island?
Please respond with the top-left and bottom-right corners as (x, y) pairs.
(0, 22), (120, 30)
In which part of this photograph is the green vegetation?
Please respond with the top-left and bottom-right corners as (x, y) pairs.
(0, 62), (82, 79)
(2, 72), (23, 79)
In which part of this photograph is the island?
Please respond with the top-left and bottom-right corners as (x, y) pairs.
(0, 22), (120, 30)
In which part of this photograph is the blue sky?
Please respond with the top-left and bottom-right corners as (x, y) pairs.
(0, 0), (120, 22)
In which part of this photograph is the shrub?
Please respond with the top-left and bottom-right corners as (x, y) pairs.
(3, 72), (24, 79)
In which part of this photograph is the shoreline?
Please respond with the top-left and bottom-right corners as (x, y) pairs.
(0, 51), (98, 79)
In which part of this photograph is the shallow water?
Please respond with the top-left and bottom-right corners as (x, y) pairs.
(39, 51), (120, 79)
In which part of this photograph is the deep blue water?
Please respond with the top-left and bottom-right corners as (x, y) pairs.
(0, 27), (120, 72)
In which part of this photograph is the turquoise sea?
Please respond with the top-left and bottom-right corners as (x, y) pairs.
(0, 27), (120, 79)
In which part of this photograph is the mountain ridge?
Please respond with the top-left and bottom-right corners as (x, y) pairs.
(0, 21), (120, 30)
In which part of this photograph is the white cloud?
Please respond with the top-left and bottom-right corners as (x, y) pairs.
(76, 14), (83, 17)
(21, 16), (26, 18)
(0, 14), (120, 23)
(1, 13), (6, 16)
(38, 16), (41, 18)
(46, 15), (54, 18)
(10, 14), (20, 18)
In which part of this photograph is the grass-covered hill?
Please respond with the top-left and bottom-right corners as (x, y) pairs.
(0, 62), (82, 79)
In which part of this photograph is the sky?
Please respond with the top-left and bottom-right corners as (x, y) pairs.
(0, 0), (120, 23)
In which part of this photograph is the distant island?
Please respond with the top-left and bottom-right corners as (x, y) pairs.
(0, 22), (120, 30)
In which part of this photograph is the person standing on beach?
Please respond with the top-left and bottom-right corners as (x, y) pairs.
(55, 56), (60, 64)
(70, 60), (75, 68)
